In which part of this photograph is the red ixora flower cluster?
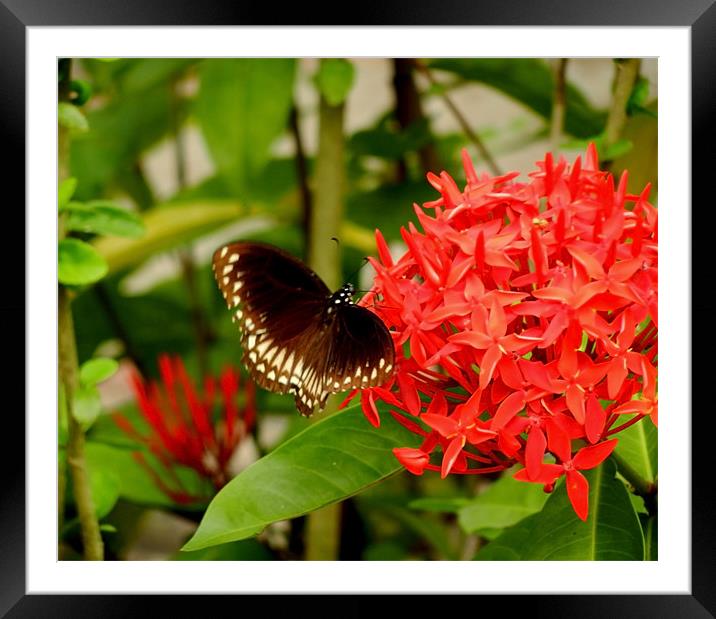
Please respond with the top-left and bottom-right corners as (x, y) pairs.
(354, 145), (657, 521)
(114, 355), (256, 504)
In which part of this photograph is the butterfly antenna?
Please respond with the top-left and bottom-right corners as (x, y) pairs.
(343, 255), (372, 288)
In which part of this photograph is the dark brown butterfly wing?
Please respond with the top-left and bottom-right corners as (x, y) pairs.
(213, 241), (394, 416)
(324, 304), (395, 393)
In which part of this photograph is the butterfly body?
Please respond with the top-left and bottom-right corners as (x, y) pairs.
(212, 242), (394, 416)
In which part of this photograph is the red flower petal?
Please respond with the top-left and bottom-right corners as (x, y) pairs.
(490, 389), (526, 430)
(584, 394), (606, 444)
(514, 463), (563, 485)
(393, 447), (429, 475)
(421, 413), (458, 438)
(573, 438), (618, 470)
(479, 344), (502, 390)
(525, 427), (547, 480)
(441, 435), (466, 478)
(566, 469), (590, 521)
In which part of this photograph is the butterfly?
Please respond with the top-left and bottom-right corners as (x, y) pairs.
(212, 241), (395, 416)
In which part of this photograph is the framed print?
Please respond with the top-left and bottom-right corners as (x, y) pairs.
(3, 0), (712, 616)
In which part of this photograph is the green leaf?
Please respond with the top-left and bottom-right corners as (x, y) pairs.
(196, 59), (296, 196)
(641, 514), (658, 560)
(70, 83), (176, 200)
(173, 539), (273, 561)
(80, 357), (119, 386)
(457, 468), (549, 534)
(627, 76), (651, 115)
(614, 417), (657, 484)
(182, 404), (421, 551)
(315, 59), (355, 106)
(372, 504), (458, 560)
(65, 201), (146, 238)
(58, 238), (108, 285)
(58, 102), (89, 133)
(349, 116), (433, 160)
(100, 524), (118, 534)
(58, 177), (78, 210)
(474, 459), (644, 560)
(73, 384), (102, 428)
(428, 58), (606, 138)
(85, 441), (208, 509)
(119, 58), (198, 93)
(89, 468), (121, 519)
(92, 200), (244, 275)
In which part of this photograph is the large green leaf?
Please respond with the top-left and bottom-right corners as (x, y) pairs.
(474, 459), (644, 560)
(614, 417), (657, 484)
(182, 404), (421, 551)
(428, 58), (606, 138)
(457, 468), (549, 534)
(195, 59), (296, 196)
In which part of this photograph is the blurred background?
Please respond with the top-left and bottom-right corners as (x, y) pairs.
(58, 57), (657, 560)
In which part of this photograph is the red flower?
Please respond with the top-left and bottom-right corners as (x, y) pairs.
(514, 439), (618, 521)
(113, 354), (256, 504)
(355, 144), (657, 521)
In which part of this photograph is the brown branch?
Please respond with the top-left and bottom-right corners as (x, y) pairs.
(603, 58), (642, 151)
(550, 59), (568, 153)
(392, 58), (441, 178)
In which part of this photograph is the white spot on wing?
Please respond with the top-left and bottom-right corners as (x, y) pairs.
(220, 247), (228, 258)
(228, 253), (239, 263)
(222, 264), (233, 276)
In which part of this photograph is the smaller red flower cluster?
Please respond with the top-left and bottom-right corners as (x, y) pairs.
(354, 145), (657, 521)
(114, 354), (255, 504)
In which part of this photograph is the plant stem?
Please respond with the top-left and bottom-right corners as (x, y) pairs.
(550, 59), (568, 153)
(612, 452), (657, 516)
(603, 58), (642, 151)
(58, 58), (104, 560)
(303, 78), (346, 560)
(59, 288), (104, 560)
(415, 61), (502, 176)
(307, 94), (344, 290)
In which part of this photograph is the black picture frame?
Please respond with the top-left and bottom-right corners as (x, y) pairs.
(4, 0), (710, 616)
